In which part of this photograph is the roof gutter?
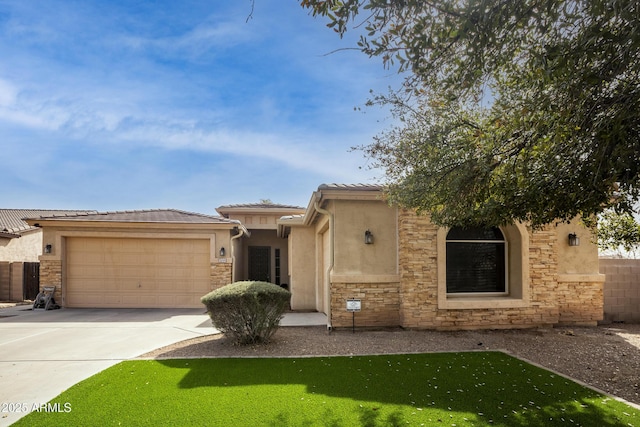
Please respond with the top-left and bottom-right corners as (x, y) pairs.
(0, 231), (20, 239)
(229, 225), (248, 283)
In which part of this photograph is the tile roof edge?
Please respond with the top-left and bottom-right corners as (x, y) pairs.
(33, 208), (237, 223)
(317, 183), (383, 191)
(216, 203), (306, 210)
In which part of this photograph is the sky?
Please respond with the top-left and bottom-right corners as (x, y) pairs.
(0, 0), (400, 213)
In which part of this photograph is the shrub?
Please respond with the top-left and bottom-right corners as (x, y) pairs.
(201, 281), (291, 344)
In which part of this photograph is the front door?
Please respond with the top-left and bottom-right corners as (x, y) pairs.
(248, 246), (271, 282)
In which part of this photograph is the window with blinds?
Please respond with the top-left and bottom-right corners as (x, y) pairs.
(446, 226), (507, 294)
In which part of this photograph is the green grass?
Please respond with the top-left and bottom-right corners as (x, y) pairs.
(14, 352), (639, 426)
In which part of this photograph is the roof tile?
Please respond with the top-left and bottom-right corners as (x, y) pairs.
(0, 209), (97, 234)
(33, 209), (236, 224)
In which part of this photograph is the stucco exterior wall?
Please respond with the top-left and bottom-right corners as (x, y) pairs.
(555, 219), (600, 274)
(318, 222), (330, 314)
(224, 212), (282, 230)
(0, 230), (42, 263)
(288, 226), (316, 310)
(332, 200), (398, 276)
(231, 235), (244, 283)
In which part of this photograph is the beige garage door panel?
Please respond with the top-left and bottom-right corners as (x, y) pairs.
(66, 237), (211, 308)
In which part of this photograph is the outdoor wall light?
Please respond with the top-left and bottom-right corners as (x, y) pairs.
(568, 233), (580, 247)
(44, 244), (52, 254)
(364, 230), (374, 245)
(219, 247), (226, 257)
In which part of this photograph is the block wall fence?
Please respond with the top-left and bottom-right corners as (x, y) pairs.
(599, 258), (640, 323)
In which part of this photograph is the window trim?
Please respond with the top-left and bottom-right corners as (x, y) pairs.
(437, 224), (531, 310)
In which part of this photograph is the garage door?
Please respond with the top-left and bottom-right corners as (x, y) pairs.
(66, 237), (211, 308)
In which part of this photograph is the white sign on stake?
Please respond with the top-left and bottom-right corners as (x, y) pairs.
(346, 299), (361, 312)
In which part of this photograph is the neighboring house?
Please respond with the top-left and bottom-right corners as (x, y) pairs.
(29, 184), (605, 330)
(0, 209), (96, 300)
(0, 209), (97, 263)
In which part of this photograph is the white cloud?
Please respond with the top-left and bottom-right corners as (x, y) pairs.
(117, 16), (254, 61)
(0, 78), (18, 107)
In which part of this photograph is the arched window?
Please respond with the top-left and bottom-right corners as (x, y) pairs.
(446, 226), (507, 294)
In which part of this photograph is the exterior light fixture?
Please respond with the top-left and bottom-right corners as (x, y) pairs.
(219, 247), (226, 257)
(44, 244), (52, 254)
(568, 233), (580, 246)
(364, 230), (374, 245)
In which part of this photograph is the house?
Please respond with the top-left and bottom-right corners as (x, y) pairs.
(0, 209), (96, 301)
(28, 184), (605, 330)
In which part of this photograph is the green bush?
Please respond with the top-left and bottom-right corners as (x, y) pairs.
(201, 281), (291, 344)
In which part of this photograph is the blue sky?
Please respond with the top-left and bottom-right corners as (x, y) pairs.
(0, 1), (399, 213)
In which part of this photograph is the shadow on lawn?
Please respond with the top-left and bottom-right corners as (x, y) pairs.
(157, 351), (637, 426)
(267, 407), (407, 427)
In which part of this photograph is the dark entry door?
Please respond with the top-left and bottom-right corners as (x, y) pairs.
(23, 262), (40, 300)
(248, 246), (271, 282)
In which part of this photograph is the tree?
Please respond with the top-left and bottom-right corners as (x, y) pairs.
(593, 209), (640, 257)
(300, 0), (640, 230)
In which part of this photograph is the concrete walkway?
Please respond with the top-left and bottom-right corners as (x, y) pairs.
(0, 306), (326, 426)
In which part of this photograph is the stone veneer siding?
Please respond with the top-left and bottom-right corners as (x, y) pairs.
(39, 258), (63, 303)
(400, 210), (602, 329)
(330, 282), (400, 327)
(211, 262), (233, 291)
(556, 279), (603, 325)
(397, 209), (440, 328)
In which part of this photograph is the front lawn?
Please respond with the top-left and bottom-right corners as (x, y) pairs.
(14, 352), (639, 426)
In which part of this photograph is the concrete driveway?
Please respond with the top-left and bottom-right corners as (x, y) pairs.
(0, 305), (327, 426)
(0, 306), (215, 426)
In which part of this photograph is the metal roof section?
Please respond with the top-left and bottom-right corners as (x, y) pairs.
(300, 183), (385, 226)
(278, 214), (305, 221)
(276, 183), (386, 235)
(0, 209), (98, 237)
(217, 202), (305, 210)
(317, 183), (384, 192)
(216, 203), (306, 218)
(276, 214), (306, 238)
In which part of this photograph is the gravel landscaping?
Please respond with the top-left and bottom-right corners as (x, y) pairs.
(140, 323), (640, 407)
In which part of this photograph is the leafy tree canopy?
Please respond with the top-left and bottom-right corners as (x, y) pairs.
(590, 209), (640, 256)
(301, 0), (640, 230)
